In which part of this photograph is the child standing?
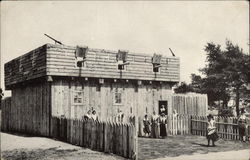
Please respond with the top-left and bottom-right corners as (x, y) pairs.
(238, 108), (247, 142)
(143, 114), (151, 137)
(206, 114), (219, 147)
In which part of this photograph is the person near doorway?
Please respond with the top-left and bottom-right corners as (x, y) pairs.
(173, 109), (178, 117)
(143, 114), (151, 137)
(151, 111), (159, 138)
(117, 109), (124, 123)
(91, 110), (98, 121)
(238, 108), (248, 142)
(159, 105), (166, 115)
(84, 110), (92, 120)
(206, 114), (219, 147)
(159, 113), (167, 138)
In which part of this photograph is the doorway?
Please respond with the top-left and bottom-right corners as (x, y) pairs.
(159, 100), (168, 115)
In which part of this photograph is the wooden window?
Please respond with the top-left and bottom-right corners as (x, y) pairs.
(76, 59), (86, 68)
(117, 50), (128, 62)
(152, 53), (162, 73)
(75, 46), (88, 68)
(114, 88), (122, 105)
(76, 46), (88, 58)
(153, 64), (160, 73)
(117, 50), (128, 70)
(118, 63), (126, 70)
(72, 90), (83, 105)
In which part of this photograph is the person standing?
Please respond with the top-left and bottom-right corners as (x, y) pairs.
(206, 114), (219, 147)
(238, 108), (247, 142)
(159, 113), (167, 138)
(159, 105), (166, 115)
(173, 109), (178, 117)
(91, 110), (98, 121)
(117, 109), (124, 123)
(151, 111), (159, 138)
(84, 110), (92, 120)
(143, 114), (151, 137)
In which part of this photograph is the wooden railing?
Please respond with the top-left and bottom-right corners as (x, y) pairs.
(50, 117), (137, 159)
(191, 115), (250, 141)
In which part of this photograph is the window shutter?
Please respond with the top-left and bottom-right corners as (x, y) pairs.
(117, 50), (128, 62)
(75, 46), (88, 58)
(152, 53), (162, 64)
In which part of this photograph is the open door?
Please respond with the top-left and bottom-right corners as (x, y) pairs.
(159, 100), (168, 115)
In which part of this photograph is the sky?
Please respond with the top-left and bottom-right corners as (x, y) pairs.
(1, 1), (249, 97)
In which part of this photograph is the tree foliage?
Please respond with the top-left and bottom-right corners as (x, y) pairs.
(174, 82), (193, 93)
(175, 40), (250, 116)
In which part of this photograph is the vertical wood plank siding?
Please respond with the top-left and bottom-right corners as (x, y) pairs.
(171, 94), (208, 116)
(1, 83), (51, 136)
(51, 79), (173, 121)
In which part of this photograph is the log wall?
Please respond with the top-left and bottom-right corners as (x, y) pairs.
(5, 43), (180, 89)
(46, 44), (180, 82)
(4, 45), (47, 89)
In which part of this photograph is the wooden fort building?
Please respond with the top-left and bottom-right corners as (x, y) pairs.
(4, 43), (195, 135)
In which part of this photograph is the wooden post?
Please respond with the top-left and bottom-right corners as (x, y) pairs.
(134, 99), (139, 160)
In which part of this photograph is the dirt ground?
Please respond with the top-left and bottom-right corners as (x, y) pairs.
(139, 135), (250, 160)
(1, 132), (127, 160)
(1, 132), (250, 160)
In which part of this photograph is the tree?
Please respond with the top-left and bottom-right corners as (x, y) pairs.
(222, 41), (250, 115)
(193, 40), (249, 115)
(174, 82), (193, 93)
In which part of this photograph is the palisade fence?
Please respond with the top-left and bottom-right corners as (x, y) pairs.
(50, 117), (136, 159)
(191, 115), (250, 141)
(138, 114), (191, 137)
(1, 98), (137, 159)
(139, 114), (250, 141)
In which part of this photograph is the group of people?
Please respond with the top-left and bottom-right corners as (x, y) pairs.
(83, 109), (98, 121)
(142, 107), (248, 145)
(206, 108), (248, 147)
(142, 111), (169, 138)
